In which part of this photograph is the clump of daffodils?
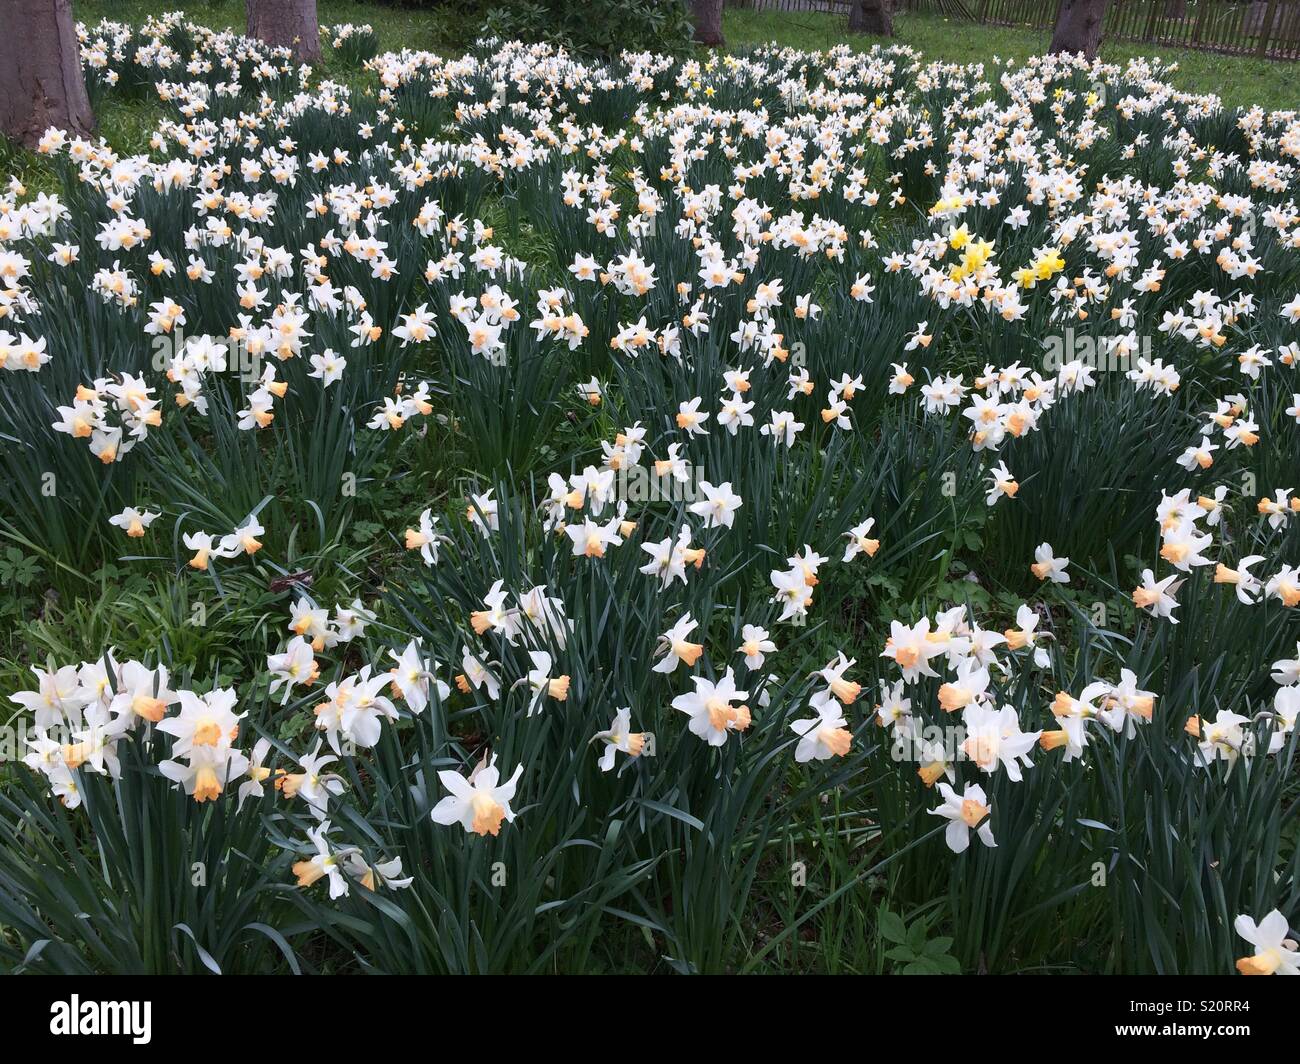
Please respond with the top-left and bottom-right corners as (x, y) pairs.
(52, 376), (161, 463)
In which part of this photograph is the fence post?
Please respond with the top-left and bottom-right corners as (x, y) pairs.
(1142, 0), (1161, 42)
(1190, 0), (1210, 45)
(1255, 0), (1281, 56)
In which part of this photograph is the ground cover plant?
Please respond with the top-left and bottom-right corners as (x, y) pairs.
(0, 9), (1299, 976)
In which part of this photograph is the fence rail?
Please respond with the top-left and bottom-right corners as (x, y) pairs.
(727, 0), (1300, 59)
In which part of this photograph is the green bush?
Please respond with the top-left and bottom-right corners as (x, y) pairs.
(376, 0), (694, 56)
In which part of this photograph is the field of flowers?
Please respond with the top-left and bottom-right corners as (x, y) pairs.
(0, 11), (1298, 976)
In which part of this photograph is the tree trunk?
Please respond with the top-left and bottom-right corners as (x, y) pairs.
(690, 0), (725, 47)
(1163, 0), (1186, 18)
(1048, 0), (1111, 58)
(0, 0), (94, 149)
(246, 0), (320, 63)
(848, 0), (894, 35)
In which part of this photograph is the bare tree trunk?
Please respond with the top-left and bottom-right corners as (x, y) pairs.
(1049, 0), (1111, 58)
(247, 0), (320, 63)
(690, 0), (725, 47)
(0, 0), (94, 149)
(1163, 0), (1186, 18)
(848, 0), (894, 35)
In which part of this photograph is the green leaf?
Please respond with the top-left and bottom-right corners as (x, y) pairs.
(878, 908), (909, 945)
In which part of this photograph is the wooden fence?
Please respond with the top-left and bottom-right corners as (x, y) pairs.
(731, 0), (852, 10)
(728, 0), (1300, 59)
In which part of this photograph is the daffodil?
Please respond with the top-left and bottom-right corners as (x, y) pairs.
(672, 668), (750, 746)
(1233, 910), (1299, 975)
(791, 701), (852, 763)
(653, 614), (705, 674)
(1030, 543), (1069, 583)
(593, 708), (651, 771)
(430, 754), (523, 837)
(931, 782), (996, 854)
